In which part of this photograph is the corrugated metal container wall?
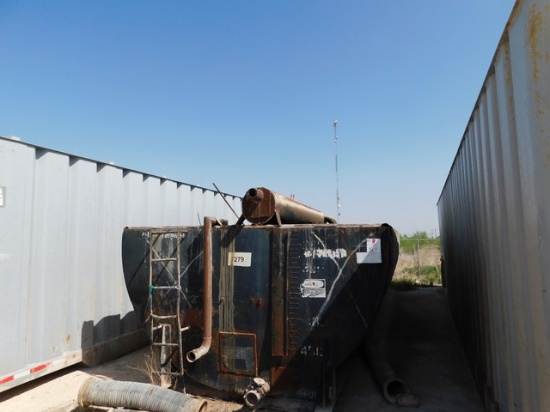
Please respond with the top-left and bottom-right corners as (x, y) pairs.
(0, 136), (242, 392)
(437, 0), (550, 410)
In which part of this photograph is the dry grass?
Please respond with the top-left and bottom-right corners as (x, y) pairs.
(130, 348), (245, 411)
(126, 347), (169, 387)
(393, 244), (442, 288)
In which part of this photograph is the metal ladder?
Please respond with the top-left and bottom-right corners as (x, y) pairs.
(148, 228), (187, 388)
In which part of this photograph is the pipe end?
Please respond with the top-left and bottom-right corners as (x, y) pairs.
(186, 349), (201, 363)
(243, 377), (270, 409)
(383, 379), (408, 404)
(246, 187), (263, 201)
(244, 390), (262, 408)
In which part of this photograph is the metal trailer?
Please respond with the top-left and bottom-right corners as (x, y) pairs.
(0, 136), (240, 392)
(437, 0), (550, 410)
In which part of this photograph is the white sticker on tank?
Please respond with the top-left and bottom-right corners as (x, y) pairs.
(356, 238), (382, 264)
(228, 252), (252, 267)
(300, 279), (326, 298)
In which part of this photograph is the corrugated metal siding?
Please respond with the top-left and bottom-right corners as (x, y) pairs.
(0, 136), (241, 391)
(437, 0), (550, 410)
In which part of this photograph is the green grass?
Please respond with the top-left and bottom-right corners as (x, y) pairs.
(392, 234), (442, 290)
(399, 238), (440, 254)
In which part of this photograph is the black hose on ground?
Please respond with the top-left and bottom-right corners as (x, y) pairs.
(364, 340), (419, 407)
(77, 377), (207, 412)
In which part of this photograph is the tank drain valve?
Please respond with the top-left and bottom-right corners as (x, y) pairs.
(243, 377), (270, 409)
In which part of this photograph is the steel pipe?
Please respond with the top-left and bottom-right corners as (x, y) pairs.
(364, 340), (418, 406)
(242, 187), (336, 225)
(186, 217), (223, 363)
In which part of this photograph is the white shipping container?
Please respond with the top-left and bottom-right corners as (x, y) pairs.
(438, 0), (550, 410)
(0, 136), (241, 391)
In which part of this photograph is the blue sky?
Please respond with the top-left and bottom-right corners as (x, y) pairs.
(0, 1), (515, 235)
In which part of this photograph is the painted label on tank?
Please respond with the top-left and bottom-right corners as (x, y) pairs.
(303, 248), (347, 259)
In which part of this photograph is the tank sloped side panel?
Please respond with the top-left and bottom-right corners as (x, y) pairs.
(0, 137), (241, 392)
(437, 0), (550, 410)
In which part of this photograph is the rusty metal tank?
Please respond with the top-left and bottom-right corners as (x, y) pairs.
(241, 187), (337, 225)
(122, 188), (399, 406)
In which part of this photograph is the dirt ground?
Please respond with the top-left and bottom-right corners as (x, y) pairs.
(0, 348), (149, 412)
(0, 347), (249, 412)
(0, 288), (483, 412)
(334, 288), (483, 412)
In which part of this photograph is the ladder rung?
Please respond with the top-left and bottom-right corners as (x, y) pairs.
(152, 342), (179, 347)
(151, 258), (178, 262)
(152, 285), (180, 290)
(152, 314), (177, 320)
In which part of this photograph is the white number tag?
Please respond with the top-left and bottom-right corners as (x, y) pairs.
(227, 252), (252, 267)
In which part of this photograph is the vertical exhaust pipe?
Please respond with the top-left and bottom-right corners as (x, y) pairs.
(186, 217), (224, 363)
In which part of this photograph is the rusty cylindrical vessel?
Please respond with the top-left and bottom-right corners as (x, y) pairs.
(242, 187), (336, 225)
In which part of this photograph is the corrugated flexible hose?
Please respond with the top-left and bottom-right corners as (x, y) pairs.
(77, 377), (207, 412)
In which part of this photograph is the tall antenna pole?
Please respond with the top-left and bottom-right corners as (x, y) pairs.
(333, 120), (340, 223)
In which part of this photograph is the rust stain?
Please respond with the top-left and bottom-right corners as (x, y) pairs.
(218, 331), (258, 376)
(527, 3), (550, 161)
(183, 308), (203, 328)
(528, 5), (542, 83)
(270, 366), (292, 391)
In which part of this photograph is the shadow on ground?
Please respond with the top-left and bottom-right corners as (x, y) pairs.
(334, 287), (483, 412)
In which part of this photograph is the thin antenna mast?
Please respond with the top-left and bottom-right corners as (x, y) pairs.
(333, 120), (340, 222)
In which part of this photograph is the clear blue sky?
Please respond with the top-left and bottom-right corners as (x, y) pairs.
(0, 1), (515, 236)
